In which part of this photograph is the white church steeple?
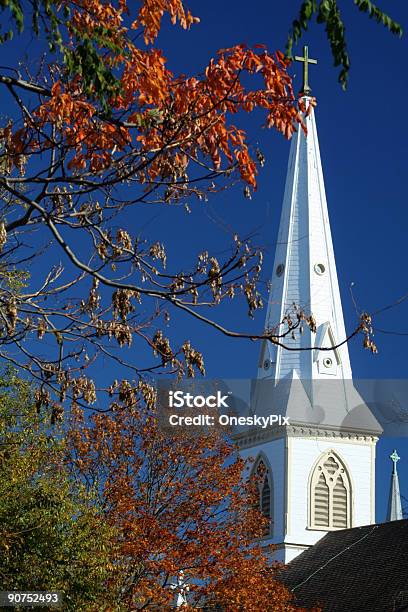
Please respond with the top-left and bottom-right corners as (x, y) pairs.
(236, 51), (382, 564)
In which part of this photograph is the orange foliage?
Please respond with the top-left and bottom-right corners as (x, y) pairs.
(6, 0), (303, 192)
(132, 0), (200, 44)
(70, 0), (126, 42)
(69, 401), (304, 610)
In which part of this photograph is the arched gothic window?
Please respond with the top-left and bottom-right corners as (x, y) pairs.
(310, 451), (351, 530)
(253, 457), (273, 536)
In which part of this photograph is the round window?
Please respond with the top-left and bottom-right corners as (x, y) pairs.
(314, 263), (326, 275)
(323, 357), (333, 368)
(276, 264), (285, 277)
(263, 359), (270, 370)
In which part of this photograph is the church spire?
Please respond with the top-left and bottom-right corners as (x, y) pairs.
(258, 84), (352, 382)
(239, 58), (383, 564)
(387, 449), (403, 522)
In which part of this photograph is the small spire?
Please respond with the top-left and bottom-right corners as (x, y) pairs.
(295, 45), (318, 96)
(390, 449), (400, 474)
(387, 449), (403, 522)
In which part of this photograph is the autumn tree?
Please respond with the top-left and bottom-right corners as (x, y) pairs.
(68, 391), (307, 611)
(0, 369), (117, 611)
(0, 0), (400, 408)
(0, 369), (307, 610)
(0, 2), (400, 608)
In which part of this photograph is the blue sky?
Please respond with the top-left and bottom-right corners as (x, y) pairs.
(150, 1), (408, 520)
(2, 1), (408, 520)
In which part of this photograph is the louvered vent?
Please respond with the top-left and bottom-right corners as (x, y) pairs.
(314, 472), (329, 527)
(261, 478), (271, 535)
(333, 476), (348, 528)
(261, 478), (271, 519)
(253, 458), (273, 536)
(311, 452), (351, 530)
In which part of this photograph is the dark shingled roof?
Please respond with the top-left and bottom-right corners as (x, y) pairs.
(280, 520), (408, 612)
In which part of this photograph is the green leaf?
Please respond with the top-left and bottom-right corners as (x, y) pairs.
(287, 0), (403, 89)
(354, 0), (403, 36)
(286, 1), (317, 58)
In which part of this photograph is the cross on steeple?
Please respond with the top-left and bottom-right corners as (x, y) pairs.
(390, 449), (401, 474)
(295, 45), (317, 95)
